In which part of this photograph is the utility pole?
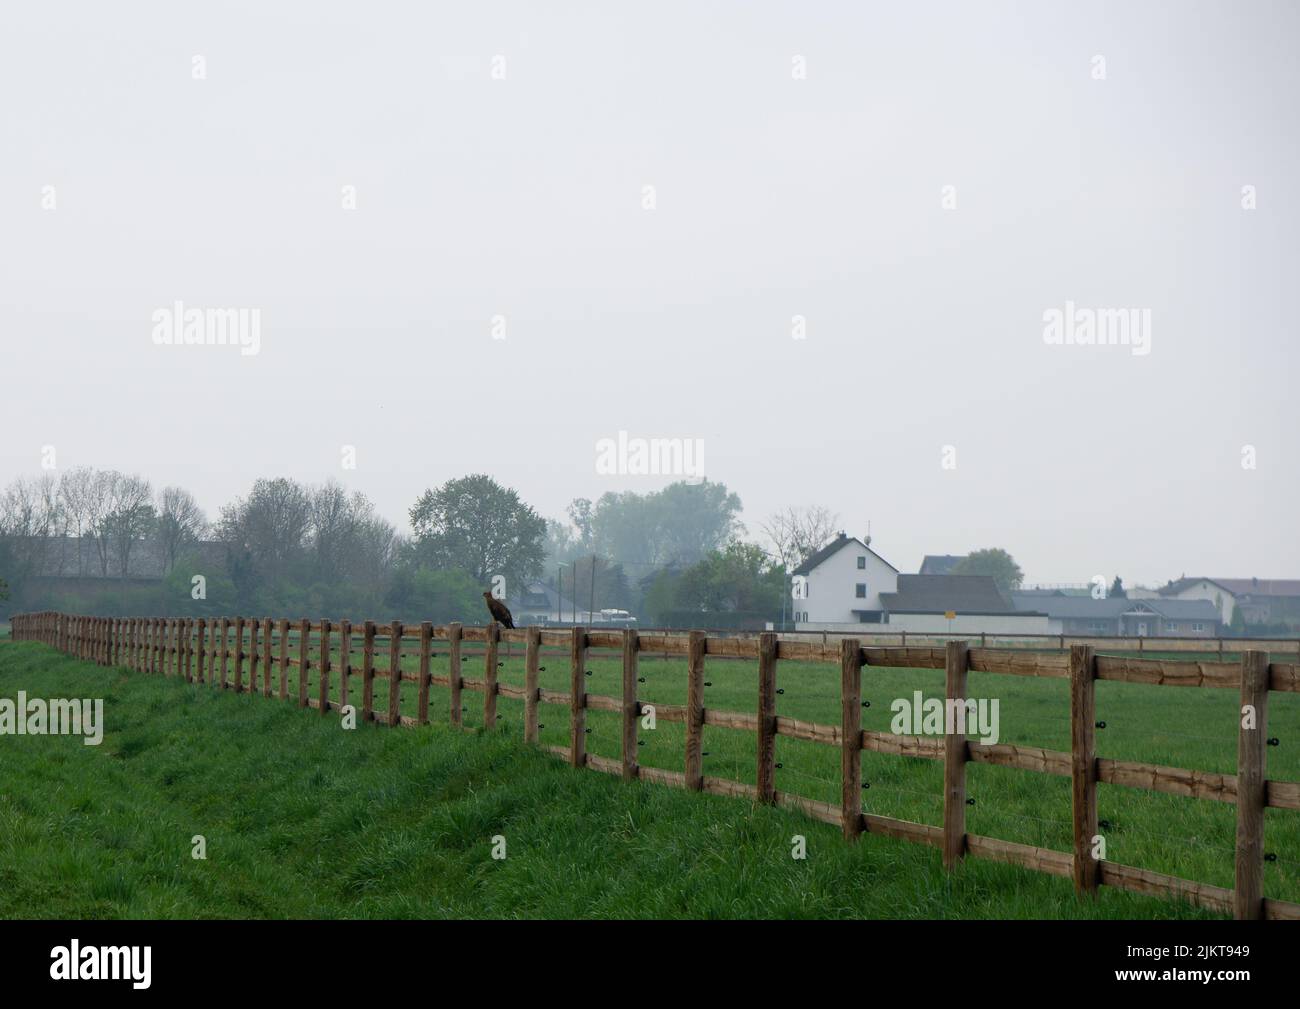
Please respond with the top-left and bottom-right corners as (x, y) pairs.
(589, 554), (597, 623)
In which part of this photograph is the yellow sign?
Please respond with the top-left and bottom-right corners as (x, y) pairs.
(944, 611), (956, 620)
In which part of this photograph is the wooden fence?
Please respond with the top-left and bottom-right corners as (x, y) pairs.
(10, 609), (1300, 920)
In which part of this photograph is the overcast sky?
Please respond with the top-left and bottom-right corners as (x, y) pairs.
(2, 1), (1297, 587)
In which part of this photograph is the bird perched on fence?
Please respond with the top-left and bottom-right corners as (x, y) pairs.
(482, 591), (515, 629)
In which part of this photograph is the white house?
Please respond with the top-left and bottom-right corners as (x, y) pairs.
(792, 534), (1051, 634)
(1157, 578), (1237, 625)
(791, 534), (899, 626)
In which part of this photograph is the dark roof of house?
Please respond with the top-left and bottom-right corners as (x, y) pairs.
(792, 533), (898, 577)
(880, 574), (1019, 615)
(918, 554), (965, 576)
(509, 580), (574, 613)
(1160, 577), (1300, 599)
(1011, 593), (1220, 621)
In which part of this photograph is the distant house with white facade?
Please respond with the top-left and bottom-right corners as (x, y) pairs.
(791, 534), (1050, 634)
(1158, 577), (1300, 629)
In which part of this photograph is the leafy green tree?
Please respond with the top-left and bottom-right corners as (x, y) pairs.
(1109, 576), (1127, 599)
(384, 567), (483, 623)
(952, 548), (1023, 594)
(408, 474), (546, 593)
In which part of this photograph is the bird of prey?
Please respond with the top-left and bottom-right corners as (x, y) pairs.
(482, 591), (515, 629)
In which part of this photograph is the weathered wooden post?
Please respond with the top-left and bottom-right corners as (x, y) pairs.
(570, 626), (587, 768)
(338, 619), (352, 712)
(231, 616), (245, 691)
(757, 631), (778, 804)
(277, 619), (289, 699)
(261, 617), (273, 697)
(685, 630), (706, 791)
(484, 621), (500, 729)
(842, 638), (864, 841)
(388, 620), (403, 727)
(1234, 649), (1269, 920)
(218, 617), (230, 688)
(319, 620), (332, 715)
(417, 622), (433, 725)
(362, 620), (376, 722)
(196, 618), (207, 685)
(448, 622), (463, 727)
(297, 619), (310, 708)
(524, 626), (541, 743)
(943, 639), (969, 866)
(622, 628), (639, 781)
(1070, 644), (1099, 896)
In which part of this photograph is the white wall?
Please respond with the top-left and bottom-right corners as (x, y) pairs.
(793, 541), (897, 624)
(795, 612), (1053, 634)
(1165, 580), (1236, 624)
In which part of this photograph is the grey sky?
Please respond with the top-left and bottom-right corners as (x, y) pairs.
(2, 1), (1297, 587)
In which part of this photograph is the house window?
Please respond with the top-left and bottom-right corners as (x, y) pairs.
(1193, 622), (1204, 632)
(1166, 622), (1177, 633)
(1089, 622), (1105, 633)
(857, 556), (866, 569)
(855, 584), (867, 599)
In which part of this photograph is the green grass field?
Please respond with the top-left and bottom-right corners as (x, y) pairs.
(1, 632), (1296, 918)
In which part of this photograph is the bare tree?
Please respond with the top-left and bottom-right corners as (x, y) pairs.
(97, 473), (154, 577)
(760, 505), (840, 571)
(57, 467), (96, 575)
(155, 486), (207, 574)
(0, 474), (62, 582)
(217, 477), (313, 582)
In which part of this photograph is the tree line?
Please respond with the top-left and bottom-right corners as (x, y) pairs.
(1, 468), (1036, 629)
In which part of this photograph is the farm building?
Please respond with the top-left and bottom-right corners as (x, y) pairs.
(1157, 576), (1300, 629)
(790, 534), (1050, 634)
(1010, 591), (1220, 637)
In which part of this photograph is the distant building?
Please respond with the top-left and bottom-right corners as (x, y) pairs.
(1158, 577), (1300, 628)
(1011, 590), (1220, 637)
(791, 534), (1049, 633)
(508, 580), (579, 625)
(918, 554), (965, 576)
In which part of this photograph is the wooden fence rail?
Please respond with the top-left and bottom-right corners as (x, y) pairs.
(9, 609), (1299, 920)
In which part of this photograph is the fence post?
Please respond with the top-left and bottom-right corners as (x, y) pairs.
(127, 617), (136, 671)
(277, 619), (289, 699)
(686, 630), (706, 791)
(757, 631), (777, 804)
(622, 628), (639, 781)
(1234, 649), (1269, 920)
(570, 627), (587, 768)
(196, 618), (207, 685)
(182, 618), (193, 682)
(841, 638), (863, 841)
(232, 616), (245, 691)
(388, 620), (403, 727)
(484, 622), (500, 729)
(217, 617), (229, 688)
(1070, 644), (1099, 896)
(943, 639), (969, 867)
(417, 622), (433, 726)
(524, 626), (541, 743)
(319, 620), (332, 716)
(361, 620), (375, 722)
(338, 619), (352, 713)
(448, 622), (463, 727)
(248, 618), (260, 691)
(297, 619), (310, 707)
(261, 617), (273, 697)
